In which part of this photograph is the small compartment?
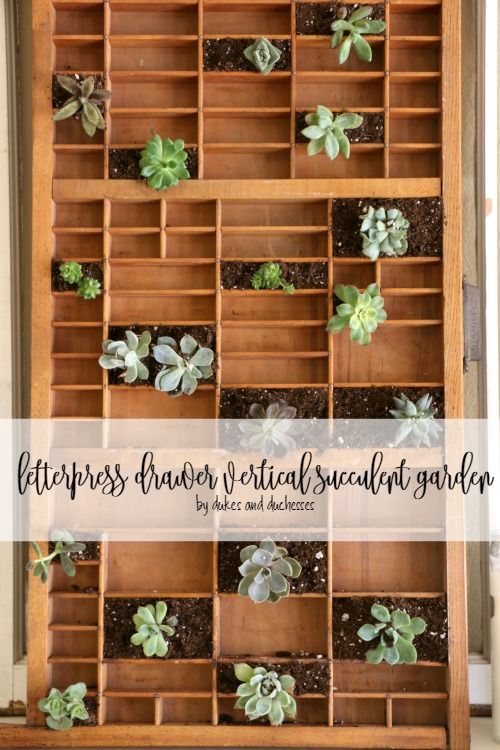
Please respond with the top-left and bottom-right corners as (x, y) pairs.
(222, 325), (327, 353)
(109, 388), (215, 418)
(54, 117), (105, 145)
(54, 150), (104, 179)
(53, 326), (102, 354)
(51, 390), (102, 418)
(55, 4), (104, 34)
(332, 662), (447, 693)
(295, 149), (384, 179)
(383, 293), (442, 320)
(167, 202), (215, 226)
(49, 597), (99, 626)
(218, 696), (328, 725)
(106, 662), (212, 692)
(203, 149), (290, 179)
(165, 233), (216, 258)
(110, 232), (161, 259)
(110, 7), (198, 35)
(204, 114), (290, 144)
(54, 232), (103, 260)
(111, 263), (215, 290)
(53, 295), (103, 322)
(111, 75), (198, 108)
(390, 7), (441, 36)
(50, 631), (98, 658)
(110, 292), (215, 321)
(105, 697), (155, 724)
(55, 201), (103, 228)
(49, 663), (97, 691)
(390, 150), (440, 178)
(110, 39), (197, 71)
(390, 41), (440, 73)
(222, 200), (326, 227)
(390, 113), (441, 144)
(295, 76), (384, 109)
(55, 40), (104, 71)
(222, 231), (328, 259)
(222, 355), (328, 385)
(333, 262), (375, 288)
(52, 358), (102, 386)
(50, 563), (99, 592)
(204, 78), (290, 108)
(390, 80), (440, 108)
(222, 292), (327, 321)
(110, 113), (197, 146)
(162, 698), (211, 724)
(296, 40), (384, 72)
(392, 698), (447, 726)
(380, 261), (442, 288)
(334, 698), (385, 725)
(111, 202), (161, 227)
(203, 4), (290, 35)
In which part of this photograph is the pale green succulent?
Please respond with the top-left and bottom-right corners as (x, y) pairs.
(153, 334), (214, 397)
(38, 682), (88, 731)
(301, 106), (363, 160)
(76, 277), (102, 300)
(360, 206), (410, 260)
(233, 663), (296, 725)
(327, 283), (387, 345)
(130, 601), (178, 658)
(140, 135), (190, 190)
(26, 530), (86, 584)
(390, 393), (442, 447)
(99, 330), (151, 384)
(238, 537), (302, 604)
(59, 261), (83, 285)
(244, 37), (282, 74)
(239, 401), (302, 457)
(251, 262), (294, 294)
(53, 75), (111, 138)
(331, 6), (386, 64)
(358, 604), (427, 665)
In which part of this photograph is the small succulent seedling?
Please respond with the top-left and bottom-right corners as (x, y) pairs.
(327, 283), (387, 345)
(59, 261), (102, 300)
(38, 682), (89, 731)
(233, 663), (296, 725)
(250, 262), (294, 294)
(26, 530), (86, 584)
(360, 206), (410, 260)
(99, 330), (151, 384)
(53, 75), (111, 138)
(140, 135), (190, 190)
(239, 401), (301, 457)
(59, 261), (83, 285)
(390, 392), (442, 447)
(358, 604), (427, 665)
(244, 37), (282, 75)
(131, 601), (178, 658)
(330, 6), (386, 64)
(301, 106), (363, 160)
(238, 537), (302, 604)
(76, 277), (102, 300)
(153, 334), (214, 397)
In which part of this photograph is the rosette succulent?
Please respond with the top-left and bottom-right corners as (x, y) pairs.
(360, 205), (410, 260)
(26, 529), (86, 584)
(250, 262), (294, 294)
(130, 601), (178, 658)
(358, 604), (427, 665)
(239, 401), (302, 457)
(301, 106), (363, 160)
(53, 75), (111, 137)
(153, 334), (214, 397)
(140, 135), (190, 190)
(389, 392), (442, 448)
(76, 277), (102, 300)
(330, 6), (386, 64)
(233, 663), (296, 726)
(38, 682), (88, 731)
(59, 261), (83, 285)
(98, 330), (151, 384)
(327, 283), (387, 345)
(244, 37), (282, 75)
(237, 537), (302, 604)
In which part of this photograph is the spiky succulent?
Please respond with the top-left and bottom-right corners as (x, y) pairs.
(233, 663), (296, 725)
(76, 277), (101, 300)
(26, 530), (86, 584)
(358, 604), (427, 665)
(250, 262), (294, 294)
(327, 283), (387, 345)
(244, 37), (282, 75)
(153, 334), (214, 397)
(389, 393), (442, 447)
(360, 206), (410, 260)
(38, 682), (89, 731)
(99, 330), (151, 384)
(330, 6), (386, 64)
(130, 601), (178, 658)
(140, 135), (190, 190)
(301, 106), (363, 160)
(53, 75), (111, 137)
(59, 261), (83, 285)
(238, 538), (302, 604)
(239, 401), (302, 457)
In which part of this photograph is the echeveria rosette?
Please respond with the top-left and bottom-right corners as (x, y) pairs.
(140, 135), (190, 190)
(59, 261), (83, 285)
(130, 601), (178, 658)
(239, 401), (302, 457)
(53, 75), (111, 138)
(243, 37), (282, 75)
(301, 106), (363, 160)
(327, 283), (387, 345)
(389, 392), (442, 448)
(360, 206), (410, 260)
(26, 529), (86, 584)
(237, 537), (302, 604)
(330, 6), (386, 64)
(153, 334), (214, 397)
(38, 682), (89, 731)
(233, 663), (297, 726)
(99, 330), (151, 384)
(250, 262), (294, 294)
(358, 604), (427, 665)
(77, 277), (102, 300)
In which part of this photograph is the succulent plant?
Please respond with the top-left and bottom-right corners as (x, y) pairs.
(99, 330), (151, 384)
(59, 261), (83, 285)
(389, 393), (442, 447)
(330, 6), (386, 64)
(153, 334), (214, 397)
(301, 106), (363, 160)
(26, 530), (86, 584)
(360, 206), (410, 260)
(76, 277), (102, 300)
(130, 601), (178, 658)
(239, 401), (302, 457)
(327, 283), (387, 345)
(38, 682), (89, 731)
(358, 604), (427, 665)
(233, 663), (296, 725)
(250, 262), (294, 294)
(244, 37), (282, 75)
(237, 537), (302, 604)
(53, 75), (111, 138)
(140, 135), (190, 190)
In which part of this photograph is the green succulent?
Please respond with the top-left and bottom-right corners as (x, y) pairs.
(238, 537), (302, 604)
(390, 392), (442, 447)
(140, 135), (190, 190)
(130, 601), (178, 658)
(59, 261), (83, 285)
(331, 6), (386, 64)
(76, 277), (102, 300)
(99, 330), (151, 384)
(153, 334), (214, 397)
(301, 106), (363, 160)
(53, 75), (111, 138)
(239, 401), (302, 457)
(26, 530), (86, 584)
(233, 663), (296, 726)
(358, 604), (427, 665)
(327, 283), (387, 345)
(360, 206), (410, 260)
(250, 262), (294, 294)
(38, 682), (88, 731)
(244, 37), (282, 75)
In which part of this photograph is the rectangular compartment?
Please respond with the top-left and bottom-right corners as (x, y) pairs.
(52, 358), (103, 386)
(390, 113), (441, 144)
(167, 202), (216, 226)
(203, 149), (290, 180)
(222, 200), (326, 227)
(111, 75), (198, 108)
(333, 698), (385, 725)
(203, 5), (289, 35)
(222, 231), (328, 259)
(295, 149), (384, 179)
(390, 80), (440, 108)
(111, 202), (161, 227)
(54, 232), (103, 260)
(390, 42), (440, 73)
(110, 113), (197, 145)
(109, 387), (215, 418)
(204, 78), (290, 108)
(51, 390), (102, 418)
(165, 233), (216, 258)
(296, 40), (384, 72)
(204, 114), (290, 144)
(55, 4), (104, 35)
(49, 597), (99, 627)
(110, 7), (198, 35)
(333, 262), (375, 288)
(55, 39), (104, 71)
(110, 39), (197, 71)
(383, 293), (442, 320)
(50, 631), (98, 658)
(54, 150), (104, 179)
(222, 324), (327, 353)
(50, 564), (99, 592)
(110, 232), (161, 259)
(390, 150), (441, 178)
(222, 292), (327, 321)
(380, 261), (442, 288)
(54, 117), (105, 145)
(53, 295), (103, 322)
(104, 697), (155, 724)
(217, 696), (328, 725)
(295, 76), (384, 109)
(111, 263), (215, 290)
(222, 355), (328, 385)
(49, 663), (98, 691)
(162, 698), (212, 724)
(392, 698), (447, 726)
(54, 201), (103, 228)
(105, 662), (212, 692)
(110, 293), (215, 321)
(332, 662), (447, 692)
(390, 7), (441, 36)
(53, 326), (102, 354)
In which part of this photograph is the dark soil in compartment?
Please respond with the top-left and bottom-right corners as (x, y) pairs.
(332, 197), (443, 257)
(74, 697), (98, 726)
(221, 261), (328, 290)
(104, 598), (212, 659)
(218, 658), (329, 695)
(48, 538), (101, 561)
(296, 3), (385, 35)
(334, 386), (445, 419)
(220, 387), (328, 419)
(107, 324), (216, 387)
(333, 596), (448, 662)
(218, 541), (328, 594)
(51, 261), (103, 292)
(109, 147), (198, 180)
(296, 112), (384, 145)
(203, 39), (291, 72)
(52, 73), (105, 110)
